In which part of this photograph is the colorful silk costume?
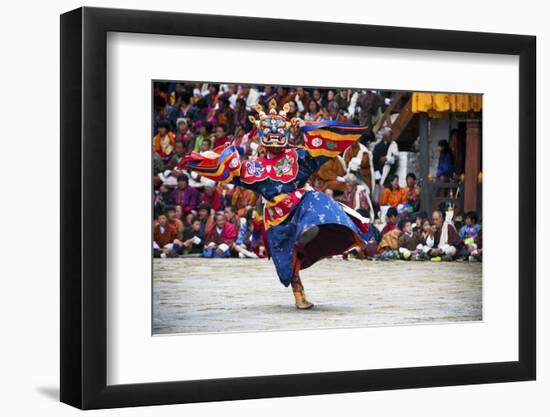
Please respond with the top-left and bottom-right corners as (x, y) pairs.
(181, 100), (373, 288)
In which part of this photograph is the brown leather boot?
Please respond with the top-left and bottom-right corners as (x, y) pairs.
(293, 291), (314, 310)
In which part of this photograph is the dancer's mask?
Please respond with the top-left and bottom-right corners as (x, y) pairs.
(248, 98), (300, 149)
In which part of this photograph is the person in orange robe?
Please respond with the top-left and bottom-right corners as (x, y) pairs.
(380, 174), (407, 208)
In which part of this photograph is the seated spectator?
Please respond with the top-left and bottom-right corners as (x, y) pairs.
(193, 121), (213, 152)
(405, 173), (420, 211)
(224, 206), (241, 230)
(233, 99), (250, 131)
(164, 141), (186, 173)
(469, 230), (482, 262)
(165, 205), (183, 240)
(414, 218), (435, 260)
(213, 124), (231, 148)
(459, 211), (482, 261)
(169, 91), (198, 127)
(197, 203), (214, 236)
(376, 207), (401, 259)
(378, 231), (401, 259)
(380, 174), (407, 208)
(201, 185), (224, 212)
(213, 96), (235, 133)
(453, 211), (466, 231)
(303, 99), (322, 122)
(203, 212), (238, 258)
(153, 121), (175, 161)
(459, 211), (481, 241)
(340, 175), (374, 220)
(180, 218), (205, 255)
(199, 137), (212, 152)
(430, 210), (463, 260)
(232, 123), (252, 156)
(171, 174), (200, 215)
(381, 207), (399, 235)
(183, 212), (195, 229)
(398, 218), (419, 259)
(414, 211), (429, 232)
(175, 118), (194, 148)
(153, 213), (179, 258)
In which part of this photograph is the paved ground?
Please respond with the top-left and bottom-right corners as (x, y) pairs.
(153, 258), (482, 335)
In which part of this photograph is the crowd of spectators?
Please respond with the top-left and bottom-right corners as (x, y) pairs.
(152, 82), (482, 262)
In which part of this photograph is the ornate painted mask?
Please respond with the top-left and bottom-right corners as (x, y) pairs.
(248, 99), (300, 149)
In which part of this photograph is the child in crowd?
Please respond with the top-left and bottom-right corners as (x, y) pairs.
(199, 137), (211, 152)
(414, 218), (435, 260)
(459, 211), (482, 261)
(453, 211), (465, 231)
(413, 211), (428, 232)
(193, 121), (212, 152)
(180, 218), (205, 256)
(398, 218), (419, 260)
(459, 211), (481, 240)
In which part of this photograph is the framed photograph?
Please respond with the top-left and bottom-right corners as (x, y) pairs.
(60, 6), (536, 409)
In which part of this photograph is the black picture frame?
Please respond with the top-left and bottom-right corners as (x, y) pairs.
(60, 6), (536, 410)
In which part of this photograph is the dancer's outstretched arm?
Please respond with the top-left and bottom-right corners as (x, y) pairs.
(179, 144), (245, 187)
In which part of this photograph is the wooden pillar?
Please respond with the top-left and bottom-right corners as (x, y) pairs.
(419, 113), (431, 213)
(464, 120), (481, 212)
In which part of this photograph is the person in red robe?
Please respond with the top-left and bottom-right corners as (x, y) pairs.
(213, 124), (232, 148)
(203, 212), (238, 258)
(201, 185), (224, 211)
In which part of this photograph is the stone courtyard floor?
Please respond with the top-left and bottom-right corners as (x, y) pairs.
(153, 258), (482, 335)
